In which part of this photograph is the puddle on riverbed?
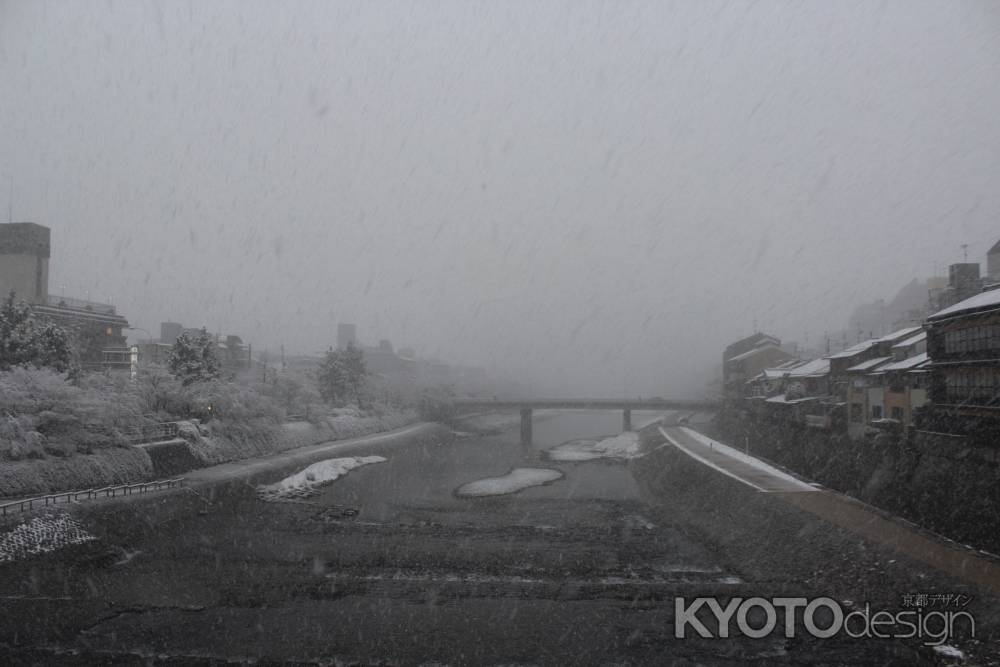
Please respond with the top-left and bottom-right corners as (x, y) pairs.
(455, 467), (563, 497)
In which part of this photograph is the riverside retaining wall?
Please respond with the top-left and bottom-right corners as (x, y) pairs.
(0, 411), (420, 498)
(717, 410), (1000, 558)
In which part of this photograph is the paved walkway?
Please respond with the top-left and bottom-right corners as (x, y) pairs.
(659, 425), (1000, 596)
(659, 426), (817, 492)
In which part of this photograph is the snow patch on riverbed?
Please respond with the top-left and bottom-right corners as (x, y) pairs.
(545, 432), (641, 461)
(456, 467), (563, 497)
(933, 645), (965, 660)
(257, 455), (386, 502)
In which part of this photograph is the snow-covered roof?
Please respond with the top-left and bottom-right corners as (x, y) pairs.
(874, 326), (923, 344)
(874, 352), (929, 373)
(751, 359), (810, 382)
(765, 394), (821, 405)
(826, 340), (876, 359)
(727, 343), (784, 363)
(929, 287), (1000, 321)
(785, 358), (830, 377)
(846, 356), (893, 372)
(892, 331), (926, 349)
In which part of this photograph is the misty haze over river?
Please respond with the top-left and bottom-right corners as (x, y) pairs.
(2, 1), (1000, 664)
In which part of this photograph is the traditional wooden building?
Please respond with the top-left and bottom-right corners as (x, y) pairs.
(924, 287), (1000, 435)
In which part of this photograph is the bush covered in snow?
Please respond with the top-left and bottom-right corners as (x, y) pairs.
(0, 446), (153, 497)
(0, 361), (420, 495)
(0, 367), (151, 461)
(0, 366), (291, 463)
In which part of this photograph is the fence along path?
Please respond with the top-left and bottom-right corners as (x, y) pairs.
(0, 421), (187, 518)
(0, 478), (185, 517)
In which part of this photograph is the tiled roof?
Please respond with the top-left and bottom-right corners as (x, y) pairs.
(845, 356), (893, 372)
(874, 352), (929, 373)
(892, 331), (926, 348)
(929, 287), (1000, 321)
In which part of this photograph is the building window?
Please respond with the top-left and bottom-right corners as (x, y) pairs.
(850, 402), (863, 423)
(871, 405), (883, 420)
(891, 406), (904, 420)
(944, 367), (1000, 405)
(943, 323), (1000, 355)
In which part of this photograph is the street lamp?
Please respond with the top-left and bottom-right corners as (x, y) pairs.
(124, 327), (153, 380)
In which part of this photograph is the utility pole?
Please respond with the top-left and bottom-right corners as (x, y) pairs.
(962, 243), (969, 262)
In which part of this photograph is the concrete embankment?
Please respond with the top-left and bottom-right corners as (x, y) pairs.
(632, 427), (1000, 633)
(717, 411), (1000, 558)
(0, 411), (419, 499)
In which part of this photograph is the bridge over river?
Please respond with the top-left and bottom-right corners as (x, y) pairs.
(453, 397), (718, 444)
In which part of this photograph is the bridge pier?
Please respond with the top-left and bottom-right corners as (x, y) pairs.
(520, 408), (533, 445)
(623, 408), (631, 432)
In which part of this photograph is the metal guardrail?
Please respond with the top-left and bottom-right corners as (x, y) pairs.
(0, 478), (185, 517)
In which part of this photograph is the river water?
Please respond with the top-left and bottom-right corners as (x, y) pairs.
(310, 409), (668, 524)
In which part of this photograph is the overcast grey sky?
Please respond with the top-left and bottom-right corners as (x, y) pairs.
(2, 1), (999, 396)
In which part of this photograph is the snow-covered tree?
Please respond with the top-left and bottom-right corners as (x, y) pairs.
(341, 341), (368, 403)
(317, 342), (368, 405)
(0, 291), (73, 373)
(167, 328), (220, 385)
(317, 346), (348, 404)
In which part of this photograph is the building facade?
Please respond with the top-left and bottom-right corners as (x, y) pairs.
(989, 240), (1000, 283)
(1, 222), (130, 370)
(721, 333), (787, 399)
(924, 287), (1000, 435)
(0, 222), (50, 303)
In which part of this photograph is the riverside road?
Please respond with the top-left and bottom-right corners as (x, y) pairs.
(0, 411), (995, 665)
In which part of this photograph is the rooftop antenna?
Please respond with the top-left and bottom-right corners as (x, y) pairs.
(962, 243), (969, 262)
